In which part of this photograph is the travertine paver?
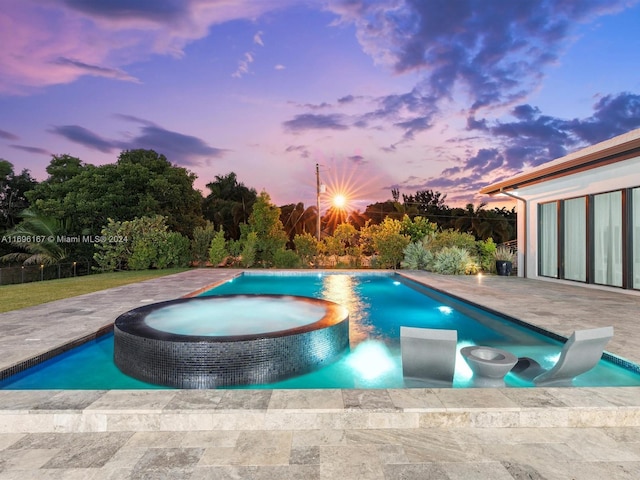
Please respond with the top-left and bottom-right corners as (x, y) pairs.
(2, 269), (640, 478)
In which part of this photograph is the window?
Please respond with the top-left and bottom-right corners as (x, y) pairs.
(593, 191), (623, 287)
(539, 202), (558, 278)
(563, 197), (587, 282)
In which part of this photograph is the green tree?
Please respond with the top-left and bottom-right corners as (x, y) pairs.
(369, 217), (410, 269)
(247, 191), (287, 267)
(0, 160), (37, 232)
(293, 232), (319, 266)
(202, 172), (257, 240)
(402, 189), (450, 228)
(240, 231), (258, 268)
(208, 227), (228, 266)
(333, 222), (360, 266)
(191, 221), (216, 266)
(323, 235), (343, 266)
(280, 202), (317, 246)
(27, 150), (204, 242)
(400, 215), (437, 242)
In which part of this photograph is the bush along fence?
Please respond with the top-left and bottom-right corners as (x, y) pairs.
(0, 260), (92, 286)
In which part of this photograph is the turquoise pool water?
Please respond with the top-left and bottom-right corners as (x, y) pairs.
(2, 272), (639, 389)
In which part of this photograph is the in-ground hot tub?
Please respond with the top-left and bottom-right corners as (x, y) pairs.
(113, 294), (350, 388)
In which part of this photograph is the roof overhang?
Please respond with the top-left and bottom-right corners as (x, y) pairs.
(479, 129), (640, 196)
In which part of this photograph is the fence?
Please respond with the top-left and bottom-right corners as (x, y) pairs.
(0, 260), (92, 286)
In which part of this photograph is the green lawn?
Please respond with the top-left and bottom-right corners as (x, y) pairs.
(0, 268), (189, 313)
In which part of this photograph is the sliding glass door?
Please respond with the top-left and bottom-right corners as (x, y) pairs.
(593, 191), (623, 287)
(564, 197), (587, 282)
(539, 202), (558, 278)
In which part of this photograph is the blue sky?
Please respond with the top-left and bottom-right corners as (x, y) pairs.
(1, 0), (639, 212)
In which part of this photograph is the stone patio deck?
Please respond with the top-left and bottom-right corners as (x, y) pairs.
(1, 269), (640, 479)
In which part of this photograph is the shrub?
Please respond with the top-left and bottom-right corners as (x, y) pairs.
(191, 221), (216, 266)
(94, 215), (189, 271)
(476, 238), (497, 272)
(157, 231), (190, 268)
(401, 241), (433, 270)
(400, 215), (437, 242)
(323, 235), (343, 266)
(208, 227), (228, 266)
(293, 232), (319, 266)
(427, 229), (477, 253)
(273, 248), (301, 268)
(432, 246), (478, 275)
(240, 231), (257, 268)
(346, 245), (363, 267)
(370, 217), (410, 269)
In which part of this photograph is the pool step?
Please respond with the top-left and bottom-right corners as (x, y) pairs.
(1, 388), (639, 433)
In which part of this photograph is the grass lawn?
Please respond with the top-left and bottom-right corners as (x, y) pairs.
(0, 268), (189, 313)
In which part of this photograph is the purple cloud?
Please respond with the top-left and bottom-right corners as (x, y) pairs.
(50, 125), (115, 153)
(282, 114), (349, 132)
(120, 125), (227, 165)
(285, 145), (310, 158)
(9, 145), (52, 155)
(0, 129), (19, 141)
(396, 91), (640, 202)
(53, 57), (139, 83)
(50, 118), (227, 166)
(348, 154), (365, 164)
(62, 0), (186, 22)
(329, 0), (631, 112)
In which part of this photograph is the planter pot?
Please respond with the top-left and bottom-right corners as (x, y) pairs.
(495, 260), (512, 276)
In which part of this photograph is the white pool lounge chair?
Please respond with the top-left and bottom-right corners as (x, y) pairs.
(511, 326), (614, 386)
(400, 326), (457, 387)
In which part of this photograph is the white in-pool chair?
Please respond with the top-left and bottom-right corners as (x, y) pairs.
(400, 326), (457, 387)
(511, 326), (614, 387)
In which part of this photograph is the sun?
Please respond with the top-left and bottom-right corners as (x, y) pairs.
(333, 194), (347, 209)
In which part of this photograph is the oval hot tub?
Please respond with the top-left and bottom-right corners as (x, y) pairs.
(114, 294), (350, 388)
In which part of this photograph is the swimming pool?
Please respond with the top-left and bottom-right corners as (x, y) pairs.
(2, 272), (639, 389)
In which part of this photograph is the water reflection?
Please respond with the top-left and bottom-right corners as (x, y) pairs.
(321, 275), (372, 345)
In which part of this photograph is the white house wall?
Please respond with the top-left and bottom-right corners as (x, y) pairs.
(515, 154), (640, 280)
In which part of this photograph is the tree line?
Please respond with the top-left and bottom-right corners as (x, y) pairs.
(0, 149), (515, 271)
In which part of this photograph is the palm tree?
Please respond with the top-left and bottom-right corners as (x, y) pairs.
(0, 209), (68, 265)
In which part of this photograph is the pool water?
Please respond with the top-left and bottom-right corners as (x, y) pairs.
(2, 272), (639, 389)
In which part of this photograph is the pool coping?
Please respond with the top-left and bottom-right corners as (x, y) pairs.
(1, 268), (640, 433)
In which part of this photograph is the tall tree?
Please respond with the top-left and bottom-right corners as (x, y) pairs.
(27, 150), (204, 240)
(0, 160), (37, 231)
(402, 189), (450, 228)
(247, 191), (288, 267)
(202, 172), (257, 240)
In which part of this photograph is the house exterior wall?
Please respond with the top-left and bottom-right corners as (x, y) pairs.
(515, 154), (640, 288)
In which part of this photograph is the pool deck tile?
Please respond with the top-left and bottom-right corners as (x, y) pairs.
(2, 269), (640, 477)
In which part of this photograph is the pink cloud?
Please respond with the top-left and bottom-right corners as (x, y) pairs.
(0, 0), (301, 94)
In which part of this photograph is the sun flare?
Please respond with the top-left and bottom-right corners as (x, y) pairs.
(333, 194), (347, 209)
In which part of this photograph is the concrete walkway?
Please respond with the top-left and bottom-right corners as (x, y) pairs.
(1, 269), (640, 479)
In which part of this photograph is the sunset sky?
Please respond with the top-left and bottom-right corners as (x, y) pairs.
(1, 0), (639, 212)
